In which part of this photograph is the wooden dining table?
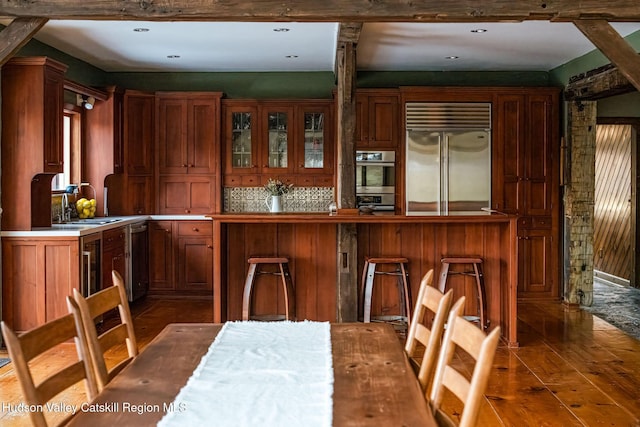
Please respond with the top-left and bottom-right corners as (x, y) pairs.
(67, 322), (436, 426)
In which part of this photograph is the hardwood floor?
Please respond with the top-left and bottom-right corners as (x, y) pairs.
(1, 297), (639, 426)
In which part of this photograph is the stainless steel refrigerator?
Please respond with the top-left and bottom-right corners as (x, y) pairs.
(405, 102), (491, 215)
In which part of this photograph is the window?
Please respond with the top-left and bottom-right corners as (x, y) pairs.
(52, 109), (81, 190)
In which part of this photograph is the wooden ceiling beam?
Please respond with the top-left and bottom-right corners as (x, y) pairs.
(0, 17), (47, 66)
(338, 22), (363, 44)
(0, 1), (640, 22)
(573, 19), (640, 92)
(564, 62), (636, 100)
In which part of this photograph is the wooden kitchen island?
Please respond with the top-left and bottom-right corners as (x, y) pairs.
(209, 212), (519, 346)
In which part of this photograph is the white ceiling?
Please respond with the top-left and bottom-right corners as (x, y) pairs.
(28, 20), (640, 73)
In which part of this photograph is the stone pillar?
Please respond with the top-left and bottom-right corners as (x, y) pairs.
(564, 100), (596, 306)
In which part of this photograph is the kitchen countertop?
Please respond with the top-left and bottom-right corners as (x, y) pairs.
(1, 215), (212, 237)
(208, 211), (514, 224)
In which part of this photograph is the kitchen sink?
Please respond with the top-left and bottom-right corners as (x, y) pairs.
(65, 218), (123, 225)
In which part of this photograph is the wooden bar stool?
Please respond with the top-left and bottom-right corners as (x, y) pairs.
(360, 257), (412, 328)
(437, 257), (488, 330)
(242, 257), (295, 321)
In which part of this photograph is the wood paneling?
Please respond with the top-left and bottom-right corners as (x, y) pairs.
(358, 222), (510, 334)
(212, 214), (518, 345)
(224, 223), (337, 322)
(594, 124), (632, 282)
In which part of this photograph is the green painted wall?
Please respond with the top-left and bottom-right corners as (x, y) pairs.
(549, 31), (640, 86)
(108, 72), (336, 99)
(11, 32), (109, 87)
(550, 30), (640, 118)
(596, 92), (640, 117)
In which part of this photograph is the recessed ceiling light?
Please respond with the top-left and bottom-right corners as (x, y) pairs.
(471, 29), (487, 33)
(167, 55), (181, 59)
(445, 56), (459, 60)
(133, 28), (149, 32)
(273, 28), (290, 32)
(285, 55), (299, 59)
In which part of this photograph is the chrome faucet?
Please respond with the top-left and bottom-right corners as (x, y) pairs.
(60, 193), (69, 223)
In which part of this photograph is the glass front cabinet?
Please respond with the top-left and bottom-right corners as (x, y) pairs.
(227, 105), (258, 173)
(223, 100), (333, 186)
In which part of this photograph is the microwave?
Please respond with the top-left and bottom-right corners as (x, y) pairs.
(356, 150), (396, 210)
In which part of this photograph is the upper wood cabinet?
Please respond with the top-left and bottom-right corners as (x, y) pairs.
(124, 90), (155, 176)
(156, 92), (221, 175)
(1, 57), (68, 230)
(356, 89), (400, 150)
(295, 103), (334, 176)
(223, 99), (334, 185)
(157, 175), (215, 214)
(224, 101), (295, 175)
(493, 90), (559, 218)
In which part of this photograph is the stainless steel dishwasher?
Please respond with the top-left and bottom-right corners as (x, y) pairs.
(127, 221), (149, 302)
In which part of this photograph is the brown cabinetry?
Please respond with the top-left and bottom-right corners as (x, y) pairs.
(101, 226), (127, 290)
(148, 220), (213, 294)
(156, 93), (220, 175)
(1, 57), (68, 230)
(158, 176), (216, 214)
(111, 90), (156, 216)
(149, 221), (175, 291)
(2, 237), (80, 332)
(176, 221), (213, 292)
(223, 100), (334, 187)
(156, 92), (221, 214)
(493, 89), (560, 299)
(127, 176), (154, 215)
(124, 91), (155, 176)
(356, 89), (400, 150)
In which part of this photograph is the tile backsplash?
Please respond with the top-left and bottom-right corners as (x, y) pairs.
(224, 187), (334, 213)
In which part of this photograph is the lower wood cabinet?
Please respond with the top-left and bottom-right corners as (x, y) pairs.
(176, 221), (213, 292)
(2, 237), (80, 332)
(149, 220), (213, 294)
(517, 226), (556, 298)
(102, 226), (127, 290)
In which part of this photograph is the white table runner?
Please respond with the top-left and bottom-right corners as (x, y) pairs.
(157, 321), (333, 427)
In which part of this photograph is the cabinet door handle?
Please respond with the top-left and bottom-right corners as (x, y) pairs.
(207, 245), (213, 249)
(192, 227), (199, 232)
(185, 209), (191, 213)
(182, 164), (188, 167)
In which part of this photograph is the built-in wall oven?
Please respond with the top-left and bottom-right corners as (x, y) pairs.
(356, 150), (396, 211)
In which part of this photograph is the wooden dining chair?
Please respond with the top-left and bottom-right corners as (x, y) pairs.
(428, 297), (500, 427)
(70, 270), (138, 391)
(404, 269), (454, 391)
(0, 309), (98, 427)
